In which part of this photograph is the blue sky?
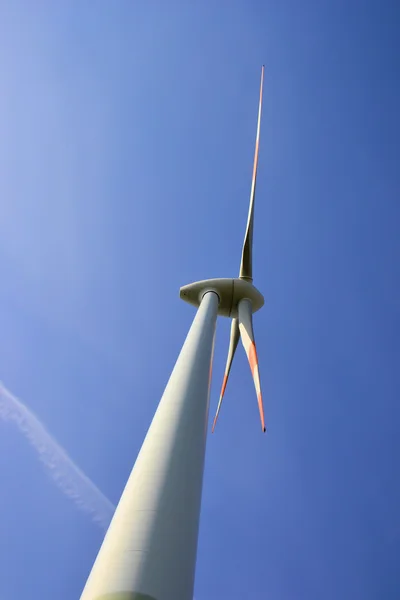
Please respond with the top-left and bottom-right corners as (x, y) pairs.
(1, 1), (399, 598)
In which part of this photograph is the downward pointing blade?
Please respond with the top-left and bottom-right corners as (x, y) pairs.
(239, 65), (265, 283)
(212, 319), (240, 433)
(238, 298), (266, 432)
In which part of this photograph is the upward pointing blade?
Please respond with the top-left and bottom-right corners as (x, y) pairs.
(239, 65), (264, 282)
(238, 298), (266, 432)
(212, 319), (240, 433)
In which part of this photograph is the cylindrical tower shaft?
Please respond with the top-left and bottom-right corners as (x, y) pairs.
(81, 291), (219, 600)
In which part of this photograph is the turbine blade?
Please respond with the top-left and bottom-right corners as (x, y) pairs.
(239, 65), (265, 282)
(238, 299), (266, 432)
(212, 319), (240, 433)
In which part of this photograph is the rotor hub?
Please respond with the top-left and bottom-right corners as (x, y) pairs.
(180, 278), (264, 318)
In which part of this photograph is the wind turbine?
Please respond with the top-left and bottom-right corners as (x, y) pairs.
(80, 65), (266, 600)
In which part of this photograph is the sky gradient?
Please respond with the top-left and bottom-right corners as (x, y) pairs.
(0, 2), (399, 599)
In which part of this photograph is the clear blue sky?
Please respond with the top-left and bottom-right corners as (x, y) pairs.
(1, 2), (399, 598)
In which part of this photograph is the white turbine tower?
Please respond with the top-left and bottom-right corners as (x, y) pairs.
(81, 66), (266, 600)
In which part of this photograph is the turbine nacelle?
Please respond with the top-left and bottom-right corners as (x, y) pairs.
(180, 278), (264, 318)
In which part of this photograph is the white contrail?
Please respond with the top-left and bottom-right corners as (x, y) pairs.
(0, 381), (115, 531)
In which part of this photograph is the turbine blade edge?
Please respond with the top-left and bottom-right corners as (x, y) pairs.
(238, 299), (266, 432)
(239, 65), (265, 282)
(212, 319), (240, 433)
